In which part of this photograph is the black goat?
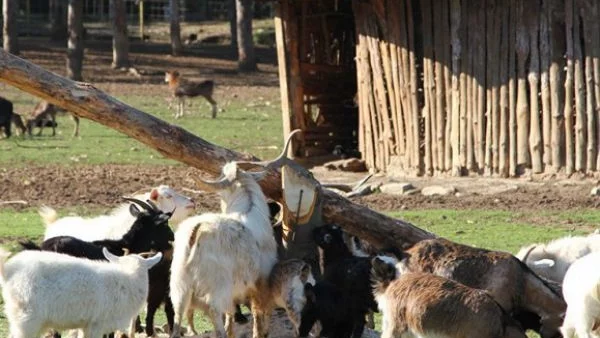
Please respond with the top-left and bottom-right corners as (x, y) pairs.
(299, 281), (356, 338)
(20, 198), (175, 338)
(0, 96), (14, 138)
(300, 224), (377, 338)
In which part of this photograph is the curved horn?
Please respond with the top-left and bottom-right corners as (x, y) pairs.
(236, 129), (303, 171)
(122, 197), (155, 213)
(521, 245), (537, 262)
(122, 248), (130, 256)
(145, 199), (160, 212)
(193, 175), (233, 191)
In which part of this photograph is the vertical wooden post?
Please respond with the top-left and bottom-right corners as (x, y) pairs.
(274, 1), (294, 157)
(540, 0), (552, 169)
(422, 0), (435, 175)
(450, 0), (462, 176)
(498, 2), (510, 177)
(549, 0), (565, 173)
(508, 0), (518, 176)
(286, 2), (306, 157)
(139, 1), (145, 41)
(406, 0), (422, 174)
(564, 0), (575, 175)
(528, 2), (543, 173)
(573, 2), (586, 172)
(580, 1), (598, 171)
(516, 0), (530, 173)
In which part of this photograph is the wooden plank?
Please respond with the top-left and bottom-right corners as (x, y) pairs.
(406, 0), (422, 174)
(549, 0), (565, 172)
(450, 0), (462, 176)
(509, 0), (518, 176)
(516, 0), (531, 173)
(498, 1), (510, 177)
(433, 0), (448, 172)
(573, 1), (586, 172)
(540, 0), (552, 168)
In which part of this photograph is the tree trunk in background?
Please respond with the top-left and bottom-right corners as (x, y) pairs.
(50, 0), (67, 41)
(236, 0), (257, 72)
(0, 49), (436, 251)
(2, 0), (19, 54)
(66, 0), (84, 81)
(110, 0), (129, 69)
(229, 0), (237, 51)
(169, 0), (183, 56)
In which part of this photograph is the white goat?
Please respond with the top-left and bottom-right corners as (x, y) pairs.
(0, 247), (162, 338)
(516, 233), (600, 283)
(42, 185), (195, 241)
(560, 252), (600, 338)
(170, 162), (278, 338)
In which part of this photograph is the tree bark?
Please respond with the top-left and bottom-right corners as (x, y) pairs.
(110, 0), (129, 69)
(237, 0), (257, 72)
(2, 0), (19, 55)
(66, 0), (84, 81)
(50, 0), (68, 41)
(170, 0), (183, 56)
(229, 0), (238, 51)
(0, 49), (434, 250)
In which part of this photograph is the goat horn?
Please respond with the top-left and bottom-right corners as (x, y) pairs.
(193, 175), (233, 191)
(235, 129), (302, 172)
(122, 248), (130, 255)
(122, 197), (155, 213)
(521, 245), (537, 262)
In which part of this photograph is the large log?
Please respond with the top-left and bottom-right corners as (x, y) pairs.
(0, 50), (434, 249)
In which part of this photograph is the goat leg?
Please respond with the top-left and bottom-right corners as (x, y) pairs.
(71, 115), (79, 137)
(145, 300), (160, 337)
(164, 296), (175, 334)
(134, 316), (143, 333)
(234, 304), (249, 324)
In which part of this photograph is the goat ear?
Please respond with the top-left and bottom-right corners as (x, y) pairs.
(129, 204), (141, 217)
(532, 259), (555, 268)
(149, 188), (159, 201)
(103, 247), (120, 263)
(143, 252), (163, 269)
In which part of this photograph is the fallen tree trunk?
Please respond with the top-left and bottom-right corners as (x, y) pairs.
(0, 50), (434, 249)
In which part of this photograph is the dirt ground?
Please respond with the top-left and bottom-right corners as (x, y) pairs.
(2, 163), (600, 214)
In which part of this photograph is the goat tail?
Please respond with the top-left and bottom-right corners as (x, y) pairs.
(38, 205), (58, 225)
(185, 223), (203, 266)
(18, 240), (42, 251)
(0, 247), (10, 284)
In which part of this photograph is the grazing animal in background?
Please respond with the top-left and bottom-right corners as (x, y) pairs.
(0, 96), (14, 138)
(394, 238), (566, 338)
(0, 247), (162, 338)
(560, 252), (600, 338)
(26, 100), (80, 137)
(165, 70), (218, 119)
(169, 162), (278, 338)
(370, 256), (528, 338)
(11, 113), (27, 136)
(42, 185), (195, 241)
(516, 232), (600, 284)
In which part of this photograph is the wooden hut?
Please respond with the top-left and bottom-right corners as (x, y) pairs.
(275, 0), (600, 177)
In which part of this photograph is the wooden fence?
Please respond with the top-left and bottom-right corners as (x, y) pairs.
(354, 0), (600, 176)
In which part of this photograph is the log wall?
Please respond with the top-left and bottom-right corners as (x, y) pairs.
(354, 0), (600, 176)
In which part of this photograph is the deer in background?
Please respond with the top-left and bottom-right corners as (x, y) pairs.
(165, 70), (218, 119)
(26, 100), (80, 137)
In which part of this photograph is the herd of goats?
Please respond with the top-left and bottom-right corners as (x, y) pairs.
(1, 136), (600, 338)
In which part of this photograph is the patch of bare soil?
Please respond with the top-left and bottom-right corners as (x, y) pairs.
(0, 164), (221, 212)
(2, 165), (600, 214)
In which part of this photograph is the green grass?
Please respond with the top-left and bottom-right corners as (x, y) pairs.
(0, 93), (283, 166)
(1, 208), (599, 336)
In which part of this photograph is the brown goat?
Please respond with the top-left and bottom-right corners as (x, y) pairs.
(165, 70), (217, 119)
(371, 257), (527, 338)
(27, 101), (79, 137)
(395, 238), (566, 338)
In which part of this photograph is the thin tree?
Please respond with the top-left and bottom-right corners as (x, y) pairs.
(49, 0), (67, 41)
(170, 0), (183, 55)
(229, 0), (237, 50)
(66, 0), (84, 81)
(236, 0), (257, 71)
(2, 0), (19, 54)
(111, 0), (130, 68)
